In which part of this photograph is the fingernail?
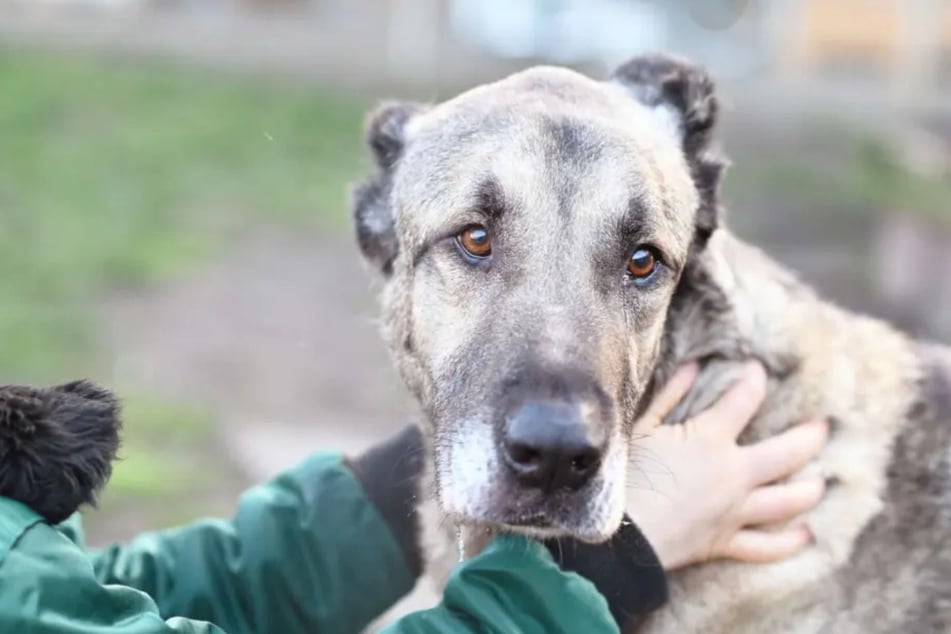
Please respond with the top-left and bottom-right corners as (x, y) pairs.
(804, 418), (830, 437)
(677, 361), (700, 379)
(668, 362), (699, 387)
(743, 359), (767, 385)
(796, 478), (826, 503)
(744, 358), (764, 373)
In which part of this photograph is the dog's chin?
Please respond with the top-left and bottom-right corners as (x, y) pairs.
(436, 436), (627, 544)
(501, 519), (616, 543)
(440, 498), (621, 544)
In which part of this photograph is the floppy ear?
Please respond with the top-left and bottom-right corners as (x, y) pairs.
(611, 54), (725, 246)
(612, 57), (743, 391)
(351, 101), (427, 276)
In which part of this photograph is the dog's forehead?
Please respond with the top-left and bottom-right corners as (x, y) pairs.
(394, 66), (697, 249)
(416, 66), (667, 131)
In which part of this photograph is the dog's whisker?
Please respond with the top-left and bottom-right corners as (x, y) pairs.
(455, 524), (466, 563)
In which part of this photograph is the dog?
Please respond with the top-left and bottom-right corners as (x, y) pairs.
(351, 54), (951, 632)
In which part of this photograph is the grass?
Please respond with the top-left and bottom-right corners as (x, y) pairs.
(0, 50), (368, 381)
(84, 392), (245, 537)
(850, 138), (951, 225)
(0, 50), (369, 531)
(106, 394), (216, 499)
(724, 119), (951, 227)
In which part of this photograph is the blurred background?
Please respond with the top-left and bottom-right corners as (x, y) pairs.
(1, 0), (950, 620)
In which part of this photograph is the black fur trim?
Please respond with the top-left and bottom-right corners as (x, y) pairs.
(0, 381), (121, 524)
(347, 424), (424, 577)
(545, 515), (668, 630)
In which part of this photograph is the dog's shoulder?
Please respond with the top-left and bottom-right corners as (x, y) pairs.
(871, 340), (951, 533)
(896, 341), (951, 490)
(824, 342), (951, 632)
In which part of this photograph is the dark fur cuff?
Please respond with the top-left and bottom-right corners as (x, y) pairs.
(0, 381), (121, 524)
(347, 424), (424, 578)
(545, 516), (669, 629)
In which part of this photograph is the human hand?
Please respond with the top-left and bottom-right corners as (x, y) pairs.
(627, 361), (829, 571)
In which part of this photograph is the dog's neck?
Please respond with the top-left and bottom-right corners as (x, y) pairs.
(627, 236), (939, 634)
(653, 228), (923, 441)
(640, 228), (923, 578)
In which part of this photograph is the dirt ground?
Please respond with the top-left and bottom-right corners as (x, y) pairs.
(102, 227), (412, 480)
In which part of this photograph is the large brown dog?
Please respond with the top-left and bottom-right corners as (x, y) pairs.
(351, 54), (951, 632)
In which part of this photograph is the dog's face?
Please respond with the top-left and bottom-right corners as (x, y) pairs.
(353, 56), (723, 542)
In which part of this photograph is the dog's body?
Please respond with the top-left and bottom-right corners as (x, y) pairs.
(632, 232), (951, 633)
(351, 55), (951, 632)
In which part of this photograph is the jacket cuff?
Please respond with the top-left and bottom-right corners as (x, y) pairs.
(545, 515), (668, 629)
(346, 424), (425, 579)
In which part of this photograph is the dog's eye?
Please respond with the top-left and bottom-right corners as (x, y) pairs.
(627, 247), (658, 279)
(457, 225), (492, 258)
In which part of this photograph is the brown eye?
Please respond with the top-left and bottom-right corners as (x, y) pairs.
(627, 247), (657, 279)
(457, 225), (492, 258)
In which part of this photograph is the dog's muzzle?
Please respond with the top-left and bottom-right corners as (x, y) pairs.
(501, 399), (605, 494)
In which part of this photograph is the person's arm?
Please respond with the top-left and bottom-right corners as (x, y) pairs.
(0, 495), (640, 634)
(0, 498), (225, 633)
(0, 379), (421, 634)
(87, 438), (421, 634)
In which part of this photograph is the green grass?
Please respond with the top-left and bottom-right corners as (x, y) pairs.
(0, 50), (367, 381)
(0, 51), (368, 524)
(850, 138), (951, 225)
(724, 119), (951, 226)
(103, 394), (218, 498)
(81, 391), (245, 538)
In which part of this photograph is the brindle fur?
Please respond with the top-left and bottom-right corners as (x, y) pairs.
(351, 54), (950, 632)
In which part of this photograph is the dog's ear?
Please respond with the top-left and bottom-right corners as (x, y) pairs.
(351, 101), (427, 276)
(610, 54), (725, 246)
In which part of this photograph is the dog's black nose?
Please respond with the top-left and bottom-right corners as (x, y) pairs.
(502, 401), (604, 493)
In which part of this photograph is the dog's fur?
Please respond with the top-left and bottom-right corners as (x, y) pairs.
(352, 54), (951, 632)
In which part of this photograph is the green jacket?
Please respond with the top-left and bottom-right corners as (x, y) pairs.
(0, 451), (621, 634)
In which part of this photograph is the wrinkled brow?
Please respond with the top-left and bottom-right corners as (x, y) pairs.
(471, 177), (507, 221)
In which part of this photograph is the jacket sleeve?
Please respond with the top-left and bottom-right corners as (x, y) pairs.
(0, 500), (225, 633)
(381, 534), (621, 634)
(86, 452), (418, 634)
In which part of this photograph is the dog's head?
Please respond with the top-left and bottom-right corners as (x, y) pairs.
(352, 55), (725, 542)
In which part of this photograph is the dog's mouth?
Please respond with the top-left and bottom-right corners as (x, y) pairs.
(447, 482), (613, 541)
(505, 514), (553, 527)
(438, 415), (624, 542)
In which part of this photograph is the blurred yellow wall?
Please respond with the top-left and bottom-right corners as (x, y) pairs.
(785, 0), (951, 82)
